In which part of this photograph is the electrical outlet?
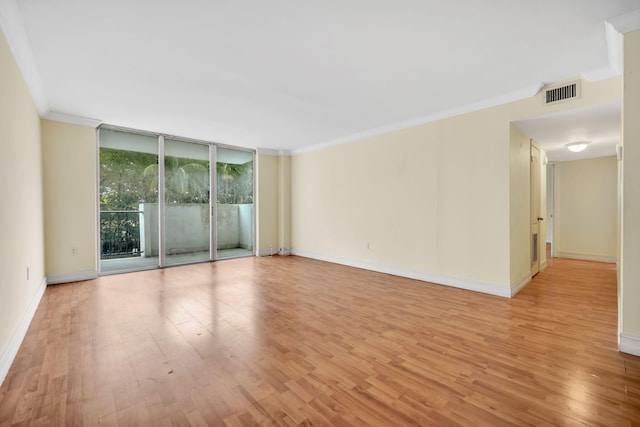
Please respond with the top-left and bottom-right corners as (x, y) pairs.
(71, 247), (77, 256)
(366, 242), (370, 250)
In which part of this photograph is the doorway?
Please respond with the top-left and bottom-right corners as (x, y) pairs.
(546, 164), (555, 259)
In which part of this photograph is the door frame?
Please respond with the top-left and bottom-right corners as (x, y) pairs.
(530, 140), (542, 276)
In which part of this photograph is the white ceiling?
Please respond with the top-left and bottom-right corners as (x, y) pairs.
(1, 0), (640, 152)
(513, 101), (621, 162)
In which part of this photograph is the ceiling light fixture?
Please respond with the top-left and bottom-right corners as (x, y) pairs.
(566, 141), (590, 153)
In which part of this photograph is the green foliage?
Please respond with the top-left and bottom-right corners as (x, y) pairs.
(100, 148), (158, 210)
(100, 147), (253, 211)
(216, 161), (253, 204)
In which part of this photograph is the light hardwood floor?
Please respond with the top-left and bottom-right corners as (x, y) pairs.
(1, 254), (639, 426)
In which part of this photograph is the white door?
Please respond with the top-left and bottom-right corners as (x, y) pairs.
(530, 143), (541, 275)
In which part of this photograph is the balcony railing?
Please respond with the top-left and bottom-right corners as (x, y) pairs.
(100, 210), (143, 259)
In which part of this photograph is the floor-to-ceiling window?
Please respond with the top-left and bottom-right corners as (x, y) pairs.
(98, 127), (254, 274)
(216, 147), (254, 259)
(99, 129), (160, 273)
(164, 138), (211, 266)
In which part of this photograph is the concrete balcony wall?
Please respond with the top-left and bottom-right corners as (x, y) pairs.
(238, 204), (254, 250)
(140, 203), (253, 256)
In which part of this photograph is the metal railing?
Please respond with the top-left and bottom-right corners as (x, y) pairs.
(100, 210), (143, 259)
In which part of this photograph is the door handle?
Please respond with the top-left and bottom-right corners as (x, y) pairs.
(538, 217), (544, 221)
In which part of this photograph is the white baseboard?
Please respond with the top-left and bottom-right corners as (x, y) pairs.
(47, 270), (97, 285)
(291, 250), (511, 298)
(511, 275), (531, 297)
(257, 248), (291, 257)
(539, 260), (548, 272)
(555, 252), (617, 264)
(0, 277), (47, 387)
(620, 333), (640, 357)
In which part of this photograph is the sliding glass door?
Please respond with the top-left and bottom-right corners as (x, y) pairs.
(99, 129), (160, 272)
(98, 128), (254, 274)
(164, 139), (211, 266)
(216, 147), (254, 259)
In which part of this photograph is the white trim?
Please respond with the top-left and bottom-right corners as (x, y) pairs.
(581, 67), (621, 83)
(555, 252), (617, 264)
(0, 0), (48, 115)
(582, 21), (623, 82)
(511, 275), (532, 297)
(158, 135), (166, 267)
(43, 111), (102, 128)
(605, 21), (624, 75)
(619, 333), (640, 357)
(0, 276), (46, 387)
(95, 128), (102, 274)
(256, 147), (290, 156)
(609, 8), (640, 34)
(257, 249), (276, 257)
(539, 259), (548, 272)
(257, 248), (290, 256)
(291, 250), (512, 298)
(47, 270), (97, 285)
(210, 145), (216, 261)
(291, 83), (543, 155)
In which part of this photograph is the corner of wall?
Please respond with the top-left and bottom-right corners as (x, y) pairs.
(0, 277), (46, 387)
(620, 333), (640, 357)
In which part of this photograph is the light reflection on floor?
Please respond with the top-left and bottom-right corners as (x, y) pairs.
(100, 248), (253, 273)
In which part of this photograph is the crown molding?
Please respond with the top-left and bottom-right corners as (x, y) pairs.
(0, 0), (48, 115)
(291, 83), (544, 155)
(1, 0), (102, 127)
(609, 8), (640, 34)
(256, 147), (290, 156)
(43, 111), (102, 128)
(582, 21), (623, 82)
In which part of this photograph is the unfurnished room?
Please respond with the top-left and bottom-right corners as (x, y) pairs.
(1, 1), (640, 425)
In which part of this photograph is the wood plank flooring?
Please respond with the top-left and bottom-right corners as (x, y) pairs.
(1, 254), (639, 426)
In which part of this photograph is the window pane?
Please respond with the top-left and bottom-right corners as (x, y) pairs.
(216, 147), (254, 259)
(164, 139), (211, 265)
(99, 129), (159, 272)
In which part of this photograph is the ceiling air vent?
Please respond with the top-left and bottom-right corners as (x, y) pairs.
(544, 81), (580, 105)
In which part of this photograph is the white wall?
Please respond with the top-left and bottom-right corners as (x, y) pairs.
(293, 114), (511, 295)
(291, 77), (620, 297)
(554, 156), (618, 262)
(621, 28), (640, 353)
(42, 120), (97, 277)
(278, 155), (292, 251)
(256, 153), (287, 255)
(256, 153), (277, 253)
(546, 165), (554, 243)
(539, 145), (547, 270)
(509, 125), (532, 287)
(0, 29), (45, 384)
